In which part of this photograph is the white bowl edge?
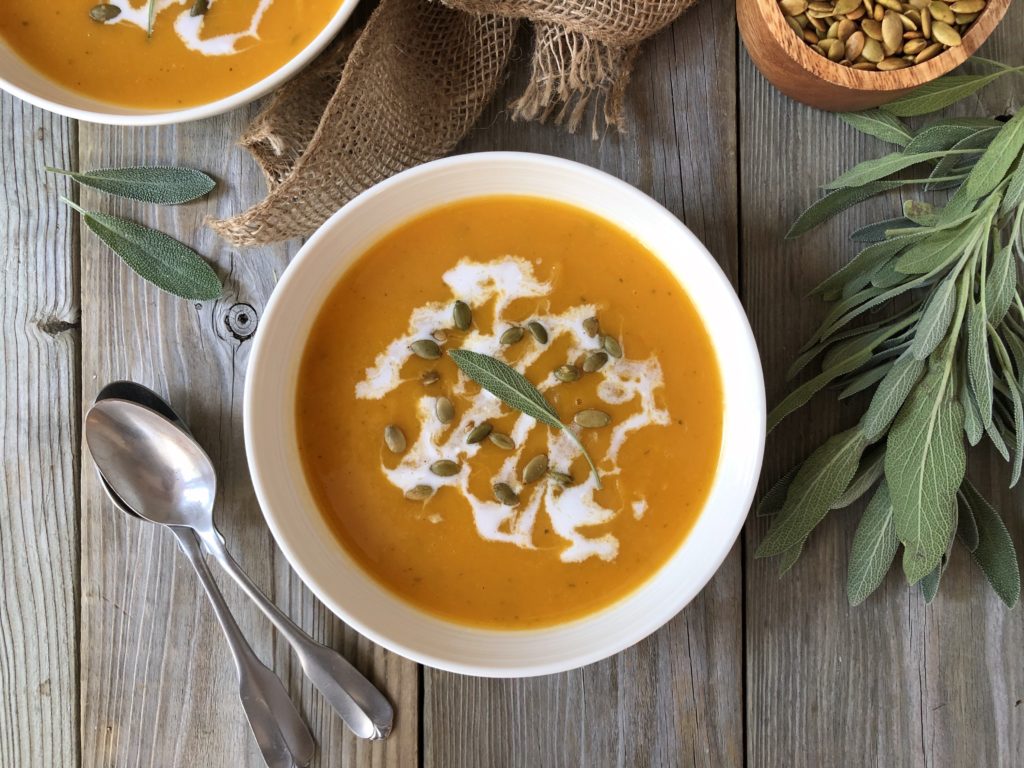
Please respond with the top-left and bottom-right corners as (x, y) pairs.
(244, 152), (766, 678)
(0, 0), (358, 125)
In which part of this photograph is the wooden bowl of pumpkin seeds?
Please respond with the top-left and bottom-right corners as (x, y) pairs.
(737, 0), (1010, 110)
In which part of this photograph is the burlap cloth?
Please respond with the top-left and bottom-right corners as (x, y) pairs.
(210, 0), (695, 246)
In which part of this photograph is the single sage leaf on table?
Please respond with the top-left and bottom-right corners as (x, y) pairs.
(46, 166), (216, 204)
(880, 72), (1009, 118)
(964, 110), (1024, 201)
(786, 181), (904, 239)
(960, 480), (1021, 607)
(847, 480), (898, 606)
(62, 198), (222, 300)
(448, 349), (602, 488)
(840, 110), (913, 147)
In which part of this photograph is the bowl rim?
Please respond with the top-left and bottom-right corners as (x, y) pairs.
(752, 0), (1011, 93)
(244, 151), (766, 677)
(0, 0), (358, 126)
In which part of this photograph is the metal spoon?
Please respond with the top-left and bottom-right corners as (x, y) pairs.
(85, 396), (395, 741)
(92, 382), (314, 768)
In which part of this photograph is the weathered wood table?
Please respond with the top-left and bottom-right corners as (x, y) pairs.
(3, 0), (1022, 765)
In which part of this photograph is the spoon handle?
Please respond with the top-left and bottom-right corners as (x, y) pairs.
(173, 528), (315, 767)
(200, 534), (394, 741)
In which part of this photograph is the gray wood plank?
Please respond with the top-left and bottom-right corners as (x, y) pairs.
(0, 95), (80, 768)
(741, 4), (1024, 765)
(76, 108), (416, 767)
(425, 1), (744, 765)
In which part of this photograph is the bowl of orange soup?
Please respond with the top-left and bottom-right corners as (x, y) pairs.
(0, 0), (353, 124)
(245, 152), (765, 676)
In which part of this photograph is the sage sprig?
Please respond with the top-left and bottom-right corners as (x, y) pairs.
(448, 349), (603, 488)
(760, 60), (1024, 607)
(61, 198), (222, 301)
(46, 166), (216, 205)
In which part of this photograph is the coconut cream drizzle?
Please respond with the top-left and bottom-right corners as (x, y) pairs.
(100, 0), (274, 56)
(355, 256), (670, 563)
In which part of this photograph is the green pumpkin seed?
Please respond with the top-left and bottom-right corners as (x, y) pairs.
(421, 370), (440, 385)
(453, 300), (472, 331)
(554, 364), (580, 382)
(493, 482), (520, 506)
(190, 0), (209, 16)
(500, 326), (525, 345)
(466, 422), (493, 444)
(430, 459), (461, 477)
(435, 396), (455, 424)
(523, 454), (549, 484)
(410, 339), (441, 360)
(582, 351), (609, 373)
(404, 485), (434, 502)
(602, 335), (623, 358)
(547, 470), (574, 486)
(384, 425), (407, 454)
(432, 329), (448, 343)
(574, 409), (611, 428)
(527, 321), (549, 344)
(582, 316), (600, 337)
(488, 432), (515, 450)
(89, 3), (121, 21)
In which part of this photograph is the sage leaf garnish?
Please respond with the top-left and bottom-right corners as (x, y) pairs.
(146, 0), (157, 37)
(46, 166), (216, 205)
(758, 58), (1024, 605)
(61, 198), (221, 301)
(448, 349), (603, 488)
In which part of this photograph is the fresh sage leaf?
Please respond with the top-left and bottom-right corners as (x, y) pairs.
(920, 561), (943, 603)
(833, 445), (886, 510)
(1002, 156), (1024, 215)
(881, 72), (1008, 118)
(46, 166), (216, 205)
(448, 349), (602, 488)
(902, 199), (937, 226)
(787, 181), (903, 239)
(777, 540), (805, 576)
(960, 480), (1021, 607)
(985, 242), (1015, 325)
(904, 124), (980, 155)
(850, 217), (915, 243)
(146, 0), (156, 36)
(961, 384), (984, 446)
(756, 466), (799, 518)
(861, 355), (925, 442)
(824, 151), (952, 191)
(61, 198), (221, 301)
(885, 366), (965, 585)
(847, 480), (898, 606)
(967, 299), (993, 428)
(908, 278), (957, 361)
(838, 362), (893, 400)
(926, 126), (1000, 191)
(756, 427), (867, 557)
(956, 488), (979, 552)
(841, 110), (913, 147)
(964, 110), (1024, 202)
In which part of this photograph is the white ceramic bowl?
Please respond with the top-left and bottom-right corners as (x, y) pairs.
(0, 1), (357, 125)
(245, 152), (765, 677)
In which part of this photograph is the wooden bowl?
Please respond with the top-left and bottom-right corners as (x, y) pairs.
(737, 0), (1011, 111)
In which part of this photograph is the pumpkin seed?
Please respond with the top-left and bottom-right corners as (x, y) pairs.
(602, 334), (623, 358)
(903, 37), (928, 54)
(862, 36), (885, 62)
(430, 459), (460, 477)
(928, 1), (954, 23)
(828, 39), (847, 61)
(914, 41), (944, 62)
(930, 19), (961, 45)
(404, 485), (433, 502)
(432, 329), (448, 343)
(523, 454), (549, 484)
(384, 425), (407, 454)
(435, 396), (455, 424)
(554, 364), (581, 382)
(89, 3), (121, 21)
(452, 300), (472, 331)
(466, 422), (493, 444)
(954, 11), (978, 23)
(421, 370), (440, 385)
(527, 320), (548, 344)
(500, 326), (525, 345)
(881, 11), (903, 52)
(834, 0), (861, 14)
(921, 6), (932, 36)
(877, 56), (911, 69)
(876, 0), (902, 10)
(410, 339), (441, 359)
(488, 432), (515, 450)
(493, 482), (520, 506)
(582, 351), (609, 373)
(582, 316), (600, 337)
(574, 409), (611, 428)
(780, 0), (809, 13)
(547, 470), (574, 486)
(845, 30), (866, 58)
(861, 18), (883, 39)
(837, 18), (857, 39)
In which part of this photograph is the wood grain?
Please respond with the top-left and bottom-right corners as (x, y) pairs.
(425, 1), (744, 765)
(0, 95), (80, 768)
(741, 1), (1024, 765)
(76, 109), (417, 768)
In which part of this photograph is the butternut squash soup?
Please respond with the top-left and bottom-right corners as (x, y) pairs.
(0, 0), (342, 109)
(296, 196), (724, 628)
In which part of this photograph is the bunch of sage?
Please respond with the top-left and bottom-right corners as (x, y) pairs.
(51, 166), (222, 300)
(759, 59), (1024, 607)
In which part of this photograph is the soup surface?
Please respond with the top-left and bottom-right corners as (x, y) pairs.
(0, 0), (342, 109)
(296, 196), (724, 628)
